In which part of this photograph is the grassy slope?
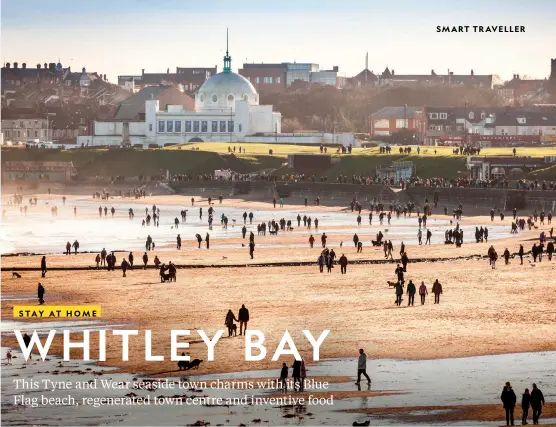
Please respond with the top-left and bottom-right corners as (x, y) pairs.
(2, 144), (554, 179)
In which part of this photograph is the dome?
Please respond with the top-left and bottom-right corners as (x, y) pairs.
(195, 72), (258, 112)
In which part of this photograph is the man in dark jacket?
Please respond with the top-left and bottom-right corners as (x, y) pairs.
(339, 254), (348, 274)
(238, 304), (249, 335)
(501, 381), (516, 426)
(530, 383), (545, 424)
(37, 283), (45, 305)
(432, 279), (443, 304)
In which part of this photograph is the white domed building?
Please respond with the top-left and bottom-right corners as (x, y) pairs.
(141, 38), (281, 143)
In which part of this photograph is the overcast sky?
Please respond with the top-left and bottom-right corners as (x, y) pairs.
(2, 0), (555, 82)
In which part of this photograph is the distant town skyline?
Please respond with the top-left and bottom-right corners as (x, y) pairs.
(2, 0), (555, 83)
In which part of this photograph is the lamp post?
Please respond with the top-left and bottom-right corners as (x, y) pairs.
(45, 112), (56, 143)
(464, 100), (468, 147)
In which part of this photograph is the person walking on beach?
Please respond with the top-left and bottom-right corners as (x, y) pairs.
(419, 281), (428, 305)
(128, 252), (134, 268)
(101, 248), (107, 266)
(519, 245), (524, 265)
(225, 309), (237, 337)
(121, 259), (129, 277)
(432, 279), (442, 304)
(65, 241), (71, 255)
(530, 383), (545, 425)
(292, 359), (301, 392)
(142, 252), (148, 268)
(407, 280), (416, 306)
(249, 241), (255, 259)
(417, 228), (423, 245)
(206, 233), (210, 249)
(95, 253), (101, 269)
(355, 349), (371, 386)
(40, 256), (47, 278)
(318, 253), (325, 273)
(308, 234), (315, 248)
(280, 362), (288, 392)
(321, 233), (327, 248)
(73, 240), (79, 255)
(37, 283), (45, 305)
(300, 358), (306, 392)
(395, 281), (404, 306)
(521, 388), (531, 425)
(339, 253), (348, 274)
(501, 381), (516, 426)
(238, 304), (249, 335)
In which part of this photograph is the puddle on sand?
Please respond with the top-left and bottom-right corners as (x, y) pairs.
(1, 345), (554, 426)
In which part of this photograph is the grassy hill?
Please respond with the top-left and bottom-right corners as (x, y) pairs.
(2, 143), (554, 180)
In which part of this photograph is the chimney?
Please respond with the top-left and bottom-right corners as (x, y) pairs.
(167, 68), (169, 74)
(5, 63), (10, 68)
(142, 68), (145, 75)
(333, 65), (339, 72)
(82, 67), (86, 73)
(392, 69), (395, 76)
(37, 63), (41, 69)
(103, 74), (107, 81)
(22, 63), (27, 69)
(44, 62), (47, 69)
(14, 62), (18, 69)
(431, 69), (435, 75)
(517, 74), (520, 79)
(449, 71), (454, 76)
(471, 69), (474, 76)
(68, 66), (71, 72)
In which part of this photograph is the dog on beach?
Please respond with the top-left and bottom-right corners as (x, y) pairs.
(387, 280), (397, 287)
(177, 358), (204, 371)
(353, 421), (370, 427)
(12, 272), (21, 278)
(231, 324), (237, 336)
(161, 273), (171, 282)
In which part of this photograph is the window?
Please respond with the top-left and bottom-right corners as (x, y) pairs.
(20, 121), (24, 128)
(193, 121), (199, 132)
(18, 131), (21, 137)
(517, 116), (526, 124)
(532, 127), (538, 135)
(175, 121), (182, 132)
(212, 121), (218, 132)
(520, 127), (527, 135)
(158, 121), (165, 132)
(500, 128), (508, 135)
(166, 120), (173, 132)
(429, 113), (438, 119)
(480, 112), (486, 119)
(34, 131), (38, 137)
(243, 95), (249, 101)
(439, 113), (447, 119)
(256, 77), (260, 84)
(201, 121), (208, 132)
(227, 94), (234, 102)
(200, 94), (205, 102)
(264, 76), (273, 84)
(456, 125), (463, 131)
(220, 121), (226, 132)
(396, 119), (408, 128)
(228, 121), (234, 132)
(212, 94), (218, 103)
(185, 121), (192, 132)
(445, 126), (451, 131)
(149, 124), (153, 132)
(276, 76), (281, 84)
(239, 124), (243, 132)
(468, 111), (474, 120)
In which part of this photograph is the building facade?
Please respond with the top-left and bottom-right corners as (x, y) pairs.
(370, 106), (425, 142)
(424, 106), (556, 146)
(1, 118), (49, 144)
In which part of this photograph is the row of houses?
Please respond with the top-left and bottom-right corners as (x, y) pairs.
(370, 105), (556, 146)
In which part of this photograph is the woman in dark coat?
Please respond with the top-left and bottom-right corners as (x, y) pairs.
(40, 256), (47, 278)
(224, 310), (237, 337)
(501, 381), (517, 426)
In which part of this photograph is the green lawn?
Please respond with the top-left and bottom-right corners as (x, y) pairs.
(168, 142), (556, 159)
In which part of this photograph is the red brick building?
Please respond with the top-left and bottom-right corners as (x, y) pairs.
(238, 64), (287, 94)
(370, 106), (425, 143)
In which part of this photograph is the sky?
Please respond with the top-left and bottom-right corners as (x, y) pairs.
(1, 0), (555, 83)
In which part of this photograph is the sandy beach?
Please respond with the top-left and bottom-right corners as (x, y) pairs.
(2, 191), (555, 425)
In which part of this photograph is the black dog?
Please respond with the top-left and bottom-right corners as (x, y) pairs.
(12, 272), (22, 278)
(231, 324), (237, 336)
(160, 273), (170, 283)
(177, 358), (203, 371)
(187, 359), (203, 370)
(353, 421), (370, 427)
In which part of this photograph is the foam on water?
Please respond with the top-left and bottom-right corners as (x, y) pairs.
(1, 199), (515, 255)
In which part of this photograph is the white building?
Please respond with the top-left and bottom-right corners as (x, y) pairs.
(79, 35), (355, 148)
